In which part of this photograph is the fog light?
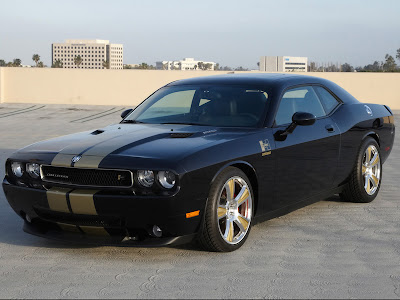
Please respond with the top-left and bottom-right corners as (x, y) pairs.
(157, 171), (176, 189)
(11, 162), (24, 177)
(152, 225), (162, 238)
(137, 170), (154, 187)
(27, 163), (41, 178)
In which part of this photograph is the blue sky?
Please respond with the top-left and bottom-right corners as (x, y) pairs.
(1, 0), (400, 68)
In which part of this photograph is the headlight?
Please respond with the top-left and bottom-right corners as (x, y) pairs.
(137, 170), (154, 187)
(27, 163), (41, 178)
(157, 171), (176, 189)
(11, 162), (24, 177)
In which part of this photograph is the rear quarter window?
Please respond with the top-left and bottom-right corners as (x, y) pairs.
(314, 86), (340, 115)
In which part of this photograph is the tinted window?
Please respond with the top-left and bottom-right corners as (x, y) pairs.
(314, 86), (340, 114)
(126, 86), (269, 127)
(136, 90), (195, 119)
(275, 86), (325, 126)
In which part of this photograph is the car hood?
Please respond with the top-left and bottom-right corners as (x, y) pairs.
(17, 123), (259, 165)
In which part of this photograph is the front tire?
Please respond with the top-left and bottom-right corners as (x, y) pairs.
(340, 137), (382, 203)
(198, 167), (253, 252)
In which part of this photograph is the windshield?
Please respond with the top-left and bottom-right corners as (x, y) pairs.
(124, 85), (269, 127)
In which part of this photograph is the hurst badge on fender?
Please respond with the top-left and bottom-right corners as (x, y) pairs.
(259, 139), (272, 156)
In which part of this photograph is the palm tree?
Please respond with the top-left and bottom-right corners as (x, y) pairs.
(32, 54), (40, 67)
(102, 60), (110, 69)
(51, 59), (63, 68)
(13, 58), (21, 67)
(139, 63), (149, 69)
(74, 55), (83, 68)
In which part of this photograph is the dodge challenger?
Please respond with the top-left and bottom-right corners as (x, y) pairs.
(2, 74), (395, 252)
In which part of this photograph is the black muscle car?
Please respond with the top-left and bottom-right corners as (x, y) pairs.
(2, 74), (395, 252)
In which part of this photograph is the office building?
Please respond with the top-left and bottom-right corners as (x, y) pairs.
(259, 56), (308, 72)
(52, 39), (123, 69)
(156, 58), (216, 70)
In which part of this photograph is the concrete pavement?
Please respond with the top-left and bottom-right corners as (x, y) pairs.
(0, 103), (399, 299)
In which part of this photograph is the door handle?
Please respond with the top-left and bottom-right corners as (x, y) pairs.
(325, 124), (335, 133)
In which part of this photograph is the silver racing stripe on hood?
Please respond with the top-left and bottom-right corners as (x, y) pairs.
(51, 127), (169, 168)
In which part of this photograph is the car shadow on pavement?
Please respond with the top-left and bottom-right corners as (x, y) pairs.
(324, 194), (345, 202)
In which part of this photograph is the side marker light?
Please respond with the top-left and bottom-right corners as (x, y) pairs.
(186, 210), (200, 218)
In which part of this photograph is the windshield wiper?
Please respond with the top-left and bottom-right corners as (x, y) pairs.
(121, 119), (147, 124)
(160, 122), (206, 126)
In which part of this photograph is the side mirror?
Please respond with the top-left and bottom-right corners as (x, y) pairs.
(292, 112), (316, 126)
(274, 112), (316, 141)
(121, 109), (133, 119)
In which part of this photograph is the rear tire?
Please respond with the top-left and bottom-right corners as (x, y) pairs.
(197, 167), (253, 252)
(340, 137), (382, 203)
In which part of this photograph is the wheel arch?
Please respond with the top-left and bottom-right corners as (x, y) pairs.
(211, 161), (259, 216)
(363, 131), (380, 147)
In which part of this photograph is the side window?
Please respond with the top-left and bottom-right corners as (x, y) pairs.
(314, 86), (340, 114)
(275, 86), (326, 126)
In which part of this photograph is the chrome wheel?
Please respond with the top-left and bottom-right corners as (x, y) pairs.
(217, 176), (252, 245)
(362, 145), (381, 195)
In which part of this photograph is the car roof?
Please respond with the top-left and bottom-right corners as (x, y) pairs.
(166, 73), (325, 87)
(166, 73), (360, 105)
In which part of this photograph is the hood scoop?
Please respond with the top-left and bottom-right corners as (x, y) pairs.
(91, 129), (105, 135)
(170, 132), (194, 138)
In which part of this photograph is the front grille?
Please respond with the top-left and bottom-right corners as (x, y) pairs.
(41, 165), (133, 187)
(34, 207), (123, 228)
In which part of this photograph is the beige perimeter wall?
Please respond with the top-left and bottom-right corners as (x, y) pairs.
(0, 67), (399, 109)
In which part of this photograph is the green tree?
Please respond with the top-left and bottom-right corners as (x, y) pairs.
(341, 63), (354, 72)
(32, 54), (40, 67)
(102, 60), (110, 69)
(383, 54), (397, 72)
(309, 61), (317, 72)
(73, 55), (83, 68)
(137, 62), (149, 69)
(221, 66), (232, 71)
(203, 63), (213, 70)
(0, 59), (5, 66)
(363, 61), (382, 72)
(396, 48), (400, 61)
(215, 63), (220, 70)
(37, 61), (44, 68)
(234, 66), (248, 71)
(51, 59), (63, 68)
(197, 61), (204, 70)
(13, 58), (22, 67)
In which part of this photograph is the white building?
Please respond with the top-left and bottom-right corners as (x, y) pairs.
(259, 56), (308, 72)
(52, 39), (123, 69)
(156, 58), (216, 70)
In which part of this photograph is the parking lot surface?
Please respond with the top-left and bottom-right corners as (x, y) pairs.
(0, 103), (399, 299)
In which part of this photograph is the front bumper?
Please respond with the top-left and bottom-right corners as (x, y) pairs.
(2, 178), (205, 246)
(23, 221), (196, 246)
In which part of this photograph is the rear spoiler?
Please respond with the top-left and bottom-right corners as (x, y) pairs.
(384, 105), (393, 115)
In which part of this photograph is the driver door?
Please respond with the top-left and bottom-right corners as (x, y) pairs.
(272, 86), (340, 209)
